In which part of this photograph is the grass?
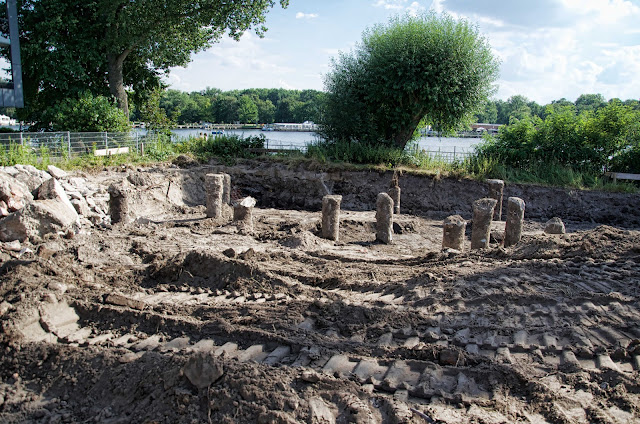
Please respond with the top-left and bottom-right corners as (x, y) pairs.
(1, 133), (637, 193)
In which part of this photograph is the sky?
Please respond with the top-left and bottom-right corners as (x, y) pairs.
(167, 0), (640, 105)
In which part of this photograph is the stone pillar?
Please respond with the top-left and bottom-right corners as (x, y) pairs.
(442, 215), (466, 251)
(504, 197), (525, 247)
(222, 173), (231, 205)
(205, 174), (225, 219)
(108, 183), (130, 225)
(471, 198), (497, 250)
(487, 179), (504, 221)
(321, 195), (342, 241)
(388, 186), (401, 215)
(375, 192), (394, 244)
(233, 197), (256, 235)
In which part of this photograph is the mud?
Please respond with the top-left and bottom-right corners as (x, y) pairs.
(1, 159), (639, 423)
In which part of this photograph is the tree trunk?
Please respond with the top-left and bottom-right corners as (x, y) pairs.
(107, 52), (129, 119)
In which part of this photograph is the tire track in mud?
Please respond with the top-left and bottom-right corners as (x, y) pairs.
(4, 217), (640, 423)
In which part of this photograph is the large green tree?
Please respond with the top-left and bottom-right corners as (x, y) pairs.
(319, 12), (499, 149)
(3, 0), (288, 123)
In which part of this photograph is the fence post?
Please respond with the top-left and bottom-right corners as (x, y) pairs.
(104, 132), (108, 150)
(19, 131), (23, 145)
(453, 146), (456, 162)
(67, 131), (71, 158)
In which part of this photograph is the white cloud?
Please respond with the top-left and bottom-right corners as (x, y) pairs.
(296, 12), (319, 19)
(373, 0), (409, 10)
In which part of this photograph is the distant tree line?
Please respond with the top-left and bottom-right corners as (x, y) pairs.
(474, 93), (640, 125)
(137, 88), (325, 125)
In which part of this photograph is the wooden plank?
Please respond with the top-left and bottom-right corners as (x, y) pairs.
(94, 147), (130, 157)
(605, 172), (640, 181)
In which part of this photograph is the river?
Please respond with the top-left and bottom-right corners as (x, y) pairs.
(167, 128), (482, 153)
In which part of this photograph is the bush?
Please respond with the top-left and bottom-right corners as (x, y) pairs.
(177, 134), (265, 162)
(319, 12), (499, 149)
(44, 92), (132, 132)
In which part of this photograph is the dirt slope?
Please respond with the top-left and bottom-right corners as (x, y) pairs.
(1, 161), (639, 423)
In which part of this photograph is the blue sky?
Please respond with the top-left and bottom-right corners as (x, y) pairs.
(167, 0), (640, 104)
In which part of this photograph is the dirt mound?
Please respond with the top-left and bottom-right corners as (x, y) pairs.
(1, 163), (639, 423)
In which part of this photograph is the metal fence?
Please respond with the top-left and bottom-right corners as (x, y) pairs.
(0, 131), (475, 164)
(0, 131), (158, 160)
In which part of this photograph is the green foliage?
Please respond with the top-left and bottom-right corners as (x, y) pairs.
(473, 101), (640, 186)
(237, 95), (259, 124)
(177, 134), (265, 162)
(0, 142), (38, 167)
(156, 87), (324, 125)
(320, 12), (500, 149)
(5, 0), (288, 122)
(45, 92), (132, 132)
(140, 89), (175, 137)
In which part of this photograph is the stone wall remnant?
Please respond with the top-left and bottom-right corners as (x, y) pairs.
(375, 192), (394, 244)
(504, 197), (526, 247)
(233, 196), (256, 235)
(487, 179), (504, 221)
(222, 173), (231, 205)
(108, 183), (131, 225)
(321, 195), (342, 241)
(205, 174), (225, 219)
(442, 214), (466, 251)
(471, 198), (497, 250)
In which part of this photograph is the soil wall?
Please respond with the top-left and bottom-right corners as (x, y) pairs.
(166, 160), (640, 227)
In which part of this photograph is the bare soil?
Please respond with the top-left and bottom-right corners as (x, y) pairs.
(1, 160), (639, 423)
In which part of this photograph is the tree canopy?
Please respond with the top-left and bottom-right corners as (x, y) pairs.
(2, 0), (288, 127)
(319, 12), (500, 149)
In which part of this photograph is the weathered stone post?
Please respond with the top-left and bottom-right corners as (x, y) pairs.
(504, 197), (526, 247)
(205, 174), (225, 219)
(376, 192), (394, 244)
(321, 195), (342, 241)
(222, 173), (231, 205)
(388, 186), (401, 215)
(233, 197), (256, 235)
(442, 215), (467, 251)
(487, 179), (505, 221)
(471, 198), (497, 250)
(108, 183), (130, 225)
(388, 172), (401, 214)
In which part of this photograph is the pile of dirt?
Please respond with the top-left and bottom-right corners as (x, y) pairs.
(0, 162), (639, 423)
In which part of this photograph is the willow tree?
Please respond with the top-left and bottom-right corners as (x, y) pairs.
(319, 12), (500, 149)
(4, 0), (288, 122)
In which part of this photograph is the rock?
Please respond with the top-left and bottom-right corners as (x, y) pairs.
(11, 165), (51, 192)
(0, 170), (33, 212)
(181, 353), (224, 389)
(104, 294), (146, 310)
(0, 200), (8, 217)
(2, 239), (21, 251)
(223, 247), (237, 258)
(309, 397), (336, 424)
(70, 198), (90, 216)
(37, 178), (79, 223)
(47, 165), (68, 179)
(0, 199), (79, 242)
(545, 217), (566, 234)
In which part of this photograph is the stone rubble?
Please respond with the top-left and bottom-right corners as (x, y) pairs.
(0, 165), (111, 242)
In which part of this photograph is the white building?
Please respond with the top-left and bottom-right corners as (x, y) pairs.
(0, 114), (17, 126)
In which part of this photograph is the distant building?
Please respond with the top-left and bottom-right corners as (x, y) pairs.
(471, 123), (502, 133)
(0, 114), (17, 126)
(273, 121), (318, 132)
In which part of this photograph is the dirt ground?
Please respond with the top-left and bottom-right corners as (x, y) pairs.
(1, 160), (639, 423)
